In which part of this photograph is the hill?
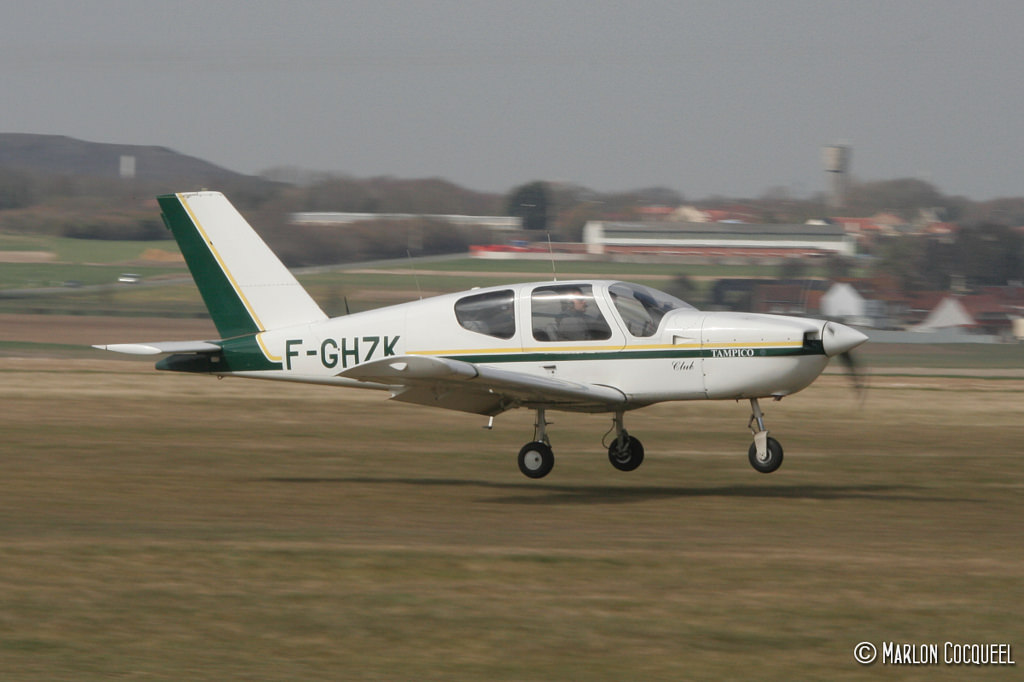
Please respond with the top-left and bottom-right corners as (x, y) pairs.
(0, 133), (253, 186)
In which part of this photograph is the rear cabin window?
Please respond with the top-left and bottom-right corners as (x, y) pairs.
(454, 290), (516, 339)
(531, 284), (612, 341)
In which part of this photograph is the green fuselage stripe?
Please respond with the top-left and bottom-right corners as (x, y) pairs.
(156, 334), (282, 373)
(443, 343), (825, 365)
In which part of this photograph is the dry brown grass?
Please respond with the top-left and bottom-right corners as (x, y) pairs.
(0, 314), (216, 347)
(0, 251), (55, 263)
(0, 341), (1021, 679)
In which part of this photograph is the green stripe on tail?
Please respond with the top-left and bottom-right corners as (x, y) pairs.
(158, 193), (260, 339)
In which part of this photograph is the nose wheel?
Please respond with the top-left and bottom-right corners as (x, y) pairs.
(747, 398), (784, 473)
(748, 436), (783, 473)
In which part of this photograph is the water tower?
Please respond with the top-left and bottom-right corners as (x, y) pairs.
(822, 144), (850, 209)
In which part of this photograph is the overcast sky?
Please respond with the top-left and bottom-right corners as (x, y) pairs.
(3, 0), (1024, 200)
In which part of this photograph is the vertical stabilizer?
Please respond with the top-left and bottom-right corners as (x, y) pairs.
(158, 192), (327, 339)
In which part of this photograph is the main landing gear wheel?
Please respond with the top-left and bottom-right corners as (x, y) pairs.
(518, 408), (555, 479)
(518, 441), (554, 479)
(606, 411), (644, 472)
(608, 435), (644, 472)
(748, 437), (783, 473)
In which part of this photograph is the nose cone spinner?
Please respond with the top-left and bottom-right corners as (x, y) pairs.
(821, 322), (868, 357)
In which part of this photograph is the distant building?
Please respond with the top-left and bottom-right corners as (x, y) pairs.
(911, 297), (975, 332)
(290, 212), (522, 230)
(898, 286), (1024, 339)
(582, 221), (856, 259)
(119, 155), (135, 179)
(822, 144), (851, 209)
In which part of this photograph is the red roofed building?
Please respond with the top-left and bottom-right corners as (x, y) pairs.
(907, 286), (1024, 338)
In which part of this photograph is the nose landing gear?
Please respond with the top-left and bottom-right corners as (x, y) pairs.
(747, 398), (784, 473)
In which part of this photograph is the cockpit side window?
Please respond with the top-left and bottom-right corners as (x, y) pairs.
(454, 290), (516, 339)
(609, 282), (694, 337)
(531, 284), (612, 341)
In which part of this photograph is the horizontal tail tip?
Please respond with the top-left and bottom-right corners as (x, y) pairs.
(93, 341), (222, 355)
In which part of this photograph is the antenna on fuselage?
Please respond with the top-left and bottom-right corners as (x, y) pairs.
(546, 233), (558, 281)
(407, 249), (422, 300)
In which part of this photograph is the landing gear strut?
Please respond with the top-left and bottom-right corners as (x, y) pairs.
(607, 410), (644, 472)
(747, 398), (783, 473)
(517, 408), (554, 479)
(515, 409), (648, 478)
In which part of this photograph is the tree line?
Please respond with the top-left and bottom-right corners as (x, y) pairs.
(1, 165), (1023, 286)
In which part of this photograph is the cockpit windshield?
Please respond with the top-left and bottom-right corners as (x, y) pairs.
(608, 282), (695, 337)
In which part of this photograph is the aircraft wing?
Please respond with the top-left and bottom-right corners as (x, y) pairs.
(92, 340), (221, 355)
(339, 355), (626, 415)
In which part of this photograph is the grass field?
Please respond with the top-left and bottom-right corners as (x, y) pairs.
(0, 324), (1021, 679)
(0, 235), (180, 264)
(0, 236), (183, 290)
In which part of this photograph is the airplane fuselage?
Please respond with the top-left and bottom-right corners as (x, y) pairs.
(170, 279), (855, 414)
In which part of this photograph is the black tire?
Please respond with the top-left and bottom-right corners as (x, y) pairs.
(748, 437), (784, 473)
(518, 441), (554, 479)
(608, 435), (645, 472)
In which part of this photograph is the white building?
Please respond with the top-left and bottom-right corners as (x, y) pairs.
(582, 221), (856, 257)
(290, 212), (522, 230)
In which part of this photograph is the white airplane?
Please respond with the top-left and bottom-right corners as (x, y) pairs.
(95, 191), (867, 479)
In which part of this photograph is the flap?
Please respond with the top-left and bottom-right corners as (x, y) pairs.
(340, 355), (626, 415)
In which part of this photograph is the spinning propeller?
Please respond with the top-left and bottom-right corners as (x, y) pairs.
(822, 321), (869, 399)
(837, 347), (868, 399)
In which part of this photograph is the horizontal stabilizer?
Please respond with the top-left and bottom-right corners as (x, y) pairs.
(92, 340), (221, 356)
